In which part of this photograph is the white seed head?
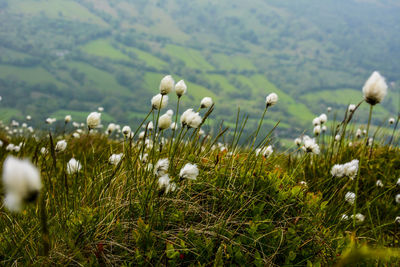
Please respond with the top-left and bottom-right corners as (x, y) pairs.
(151, 94), (168, 110)
(55, 140), (67, 152)
(46, 118), (56, 124)
(159, 75), (175, 95)
(65, 115), (72, 123)
(348, 104), (356, 113)
(179, 163), (199, 180)
(109, 153), (123, 166)
(362, 71), (388, 105)
(2, 156), (41, 212)
(376, 180), (383, 187)
(154, 158), (169, 177)
(67, 158), (82, 175)
(313, 117), (321, 126)
(122, 126), (131, 137)
(200, 97), (213, 109)
(266, 93), (278, 107)
(175, 80), (187, 97)
(180, 109), (202, 128)
(396, 194), (400, 204)
(345, 192), (356, 205)
(294, 138), (302, 146)
(158, 114), (172, 130)
(87, 112), (101, 129)
(313, 125), (321, 136)
(107, 123), (116, 134)
(389, 117), (395, 125)
(166, 109), (174, 117)
(319, 113), (327, 124)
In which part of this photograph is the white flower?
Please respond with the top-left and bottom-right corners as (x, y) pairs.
(158, 174), (170, 189)
(151, 94), (168, 110)
(294, 138), (302, 146)
(348, 104), (356, 113)
(376, 180), (383, 187)
(312, 117), (321, 126)
(46, 118), (56, 124)
(55, 140), (67, 152)
(170, 122), (178, 130)
(396, 194), (400, 204)
(395, 217), (400, 224)
(363, 129), (367, 135)
(67, 158), (82, 174)
(98, 107), (104, 112)
(122, 126), (131, 137)
(299, 181), (307, 187)
(340, 214), (349, 221)
(159, 75), (175, 95)
(166, 109), (174, 117)
(166, 182), (177, 193)
(362, 71), (388, 105)
(0, 140), (3, 147)
(397, 178), (400, 186)
(302, 137), (320, 154)
(266, 93), (278, 107)
(87, 112), (101, 129)
(106, 123), (116, 134)
(331, 164), (344, 178)
(65, 115), (72, 123)
(356, 129), (362, 139)
(73, 122), (80, 128)
(158, 114), (172, 130)
(389, 117), (395, 125)
(200, 97), (213, 109)
(26, 115), (32, 121)
(154, 158), (169, 177)
(327, 107), (332, 113)
(2, 156), (41, 212)
(109, 153), (123, 165)
(175, 80), (187, 97)
(6, 144), (15, 151)
(367, 138), (373, 147)
(179, 163), (199, 180)
(138, 131), (145, 139)
(140, 153), (148, 163)
(147, 121), (154, 131)
(345, 192), (356, 205)
(321, 125), (327, 133)
(319, 114), (327, 124)
(256, 145), (273, 158)
(351, 213), (365, 222)
(40, 147), (48, 155)
(335, 135), (341, 142)
(72, 132), (80, 138)
(313, 125), (321, 136)
(180, 109), (202, 128)
(22, 123), (27, 128)
(343, 160), (359, 180)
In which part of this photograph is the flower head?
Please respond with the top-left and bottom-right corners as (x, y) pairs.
(312, 117), (321, 126)
(319, 113), (327, 124)
(154, 158), (169, 177)
(159, 75), (175, 95)
(65, 115), (72, 123)
(345, 192), (356, 205)
(179, 163), (199, 180)
(256, 146), (273, 158)
(55, 140), (67, 152)
(122, 126), (131, 137)
(302, 136), (320, 154)
(200, 97), (213, 109)
(266, 93), (278, 107)
(151, 94), (168, 110)
(362, 71), (388, 105)
(389, 117), (395, 125)
(158, 114), (172, 130)
(294, 138), (302, 147)
(175, 80), (187, 97)
(180, 109), (202, 128)
(313, 125), (321, 136)
(396, 194), (400, 204)
(109, 153), (123, 165)
(67, 158), (82, 174)
(376, 180), (383, 187)
(2, 156), (41, 212)
(87, 112), (101, 129)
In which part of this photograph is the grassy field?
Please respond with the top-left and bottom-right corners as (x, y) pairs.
(1, 77), (400, 265)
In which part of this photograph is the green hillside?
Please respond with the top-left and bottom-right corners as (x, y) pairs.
(0, 0), (399, 137)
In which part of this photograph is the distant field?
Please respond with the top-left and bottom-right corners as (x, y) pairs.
(0, 65), (63, 87)
(82, 40), (129, 61)
(164, 44), (215, 71)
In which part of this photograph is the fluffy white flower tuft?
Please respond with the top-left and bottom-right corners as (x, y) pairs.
(200, 97), (213, 109)
(351, 213), (365, 222)
(106, 123), (116, 134)
(266, 93), (278, 107)
(348, 104), (356, 113)
(2, 156), (41, 212)
(151, 94), (168, 110)
(376, 180), (383, 187)
(122, 126), (131, 137)
(345, 192), (356, 205)
(166, 109), (174, 117)
(67, 158), (82, 174)
(313, 125), (321, 136)
(180, 109), (202, 128)
(175, 80), (187, 97)
(159, 75), (175, 95)
(65, 115), (72, 123)
(294, 138), (302, 146)
(55, 140), (67, 152)
(109, 153), (123, 166)
(312, 117), (321, 126)
(302, 136), (320, 154)
(154, 158), (169, 177)
(158, 114), (172, 130)
(389, 117), (395, 125)
(396, 194), (400, 204)
(362, 71), (388, 105)
(46, 118), (56, 125)
(87, 112), (101, 129)
(179, 163), (199, 180)
(256, 146), (273, 158)
(319, 113), (327, 124)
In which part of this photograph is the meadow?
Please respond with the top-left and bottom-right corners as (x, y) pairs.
(1, 73), (400, 266)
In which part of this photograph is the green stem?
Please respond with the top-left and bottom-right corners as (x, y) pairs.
(251, 106), (268, 149)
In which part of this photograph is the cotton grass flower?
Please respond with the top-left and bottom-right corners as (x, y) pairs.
(151, 94), (168, 110)
(351, 213), (365, 223)
(2, 156), (41, 212)
(72, 132), (80, 138)
(159, 75), (175, 95)
(170, 122), (178, 130)
(65, 115), (72, 123)
(166, 109), (174, 117)
(175, 80), (187, 97)
(122, 126), (131, 137)
(389, 117), (395, 125)
(302, 136), (320, 154)
(46, 118), (56, 125)
(55, 140), (67, 152)
(98, 107), (104, 112)
(376, 180), (383, 187)
(87, 112), (101, 130)
(179, 163), (199, 180)
(319, 113), (327, 124)
(312, 117), (321, 126)
(256, 146), (273, 158)
(200, 97), (213, 109)
(106, 123), (116, 134)
(67, 158), (82, 174)
(266, 93), (278, 107)
(396, 194), (400, 204)
(158, 114), (172, 130)
(313, 125), (321, 136)
(331, 160), (358, 180)
(345, 192), (356, 205)
(348, 104), (356, 113)
(294, 138), (302, 147)
(181, 109), (202, 128)
(109, 153), (123, 165)
(340, 214), (349, 221)
(362, 71), (388, 105)
(154, 158), (169, 177)
(356, 129), (362, 139)
(397, 178), (400, 186)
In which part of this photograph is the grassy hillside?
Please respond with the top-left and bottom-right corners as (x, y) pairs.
(0, 0), (398, 138)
